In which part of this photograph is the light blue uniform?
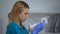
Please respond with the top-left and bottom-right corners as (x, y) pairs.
(6, 21), (29, 34)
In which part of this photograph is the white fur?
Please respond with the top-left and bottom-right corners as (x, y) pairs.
(28, 16), (49, 31)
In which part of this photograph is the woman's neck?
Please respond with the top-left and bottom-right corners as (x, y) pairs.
(14, 17), (23, 27)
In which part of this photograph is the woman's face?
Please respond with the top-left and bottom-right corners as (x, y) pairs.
(18, 8), (29, 22)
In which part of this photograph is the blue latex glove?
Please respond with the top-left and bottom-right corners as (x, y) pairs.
(31, 20), (45, 34)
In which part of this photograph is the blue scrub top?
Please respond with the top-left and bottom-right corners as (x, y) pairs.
(6, 21), (29, 34)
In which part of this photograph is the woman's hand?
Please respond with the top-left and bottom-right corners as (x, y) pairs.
(28, 16), (49, 34)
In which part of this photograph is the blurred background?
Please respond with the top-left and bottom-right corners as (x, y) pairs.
(0, 0), (60, 34)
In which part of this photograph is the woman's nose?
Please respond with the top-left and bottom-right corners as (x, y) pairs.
(26, 15), (29, 18)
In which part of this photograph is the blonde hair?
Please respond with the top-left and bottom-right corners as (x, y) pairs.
(8, 1), (29, 26)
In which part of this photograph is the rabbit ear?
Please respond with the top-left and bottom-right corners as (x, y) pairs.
(44, 16), (50, 24)
(46, 16), (49, 19)
(40, 16), (49, 24)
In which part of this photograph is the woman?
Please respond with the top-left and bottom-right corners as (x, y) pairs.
(6, 1), (29, 34)
(6, 1), (48, 34)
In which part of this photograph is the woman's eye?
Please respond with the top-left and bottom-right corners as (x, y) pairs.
(25, 13), (28, 15)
